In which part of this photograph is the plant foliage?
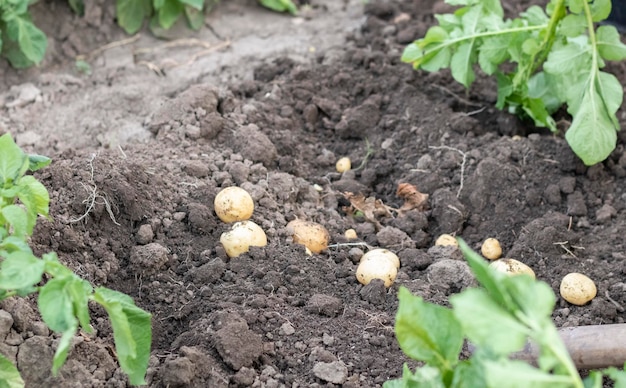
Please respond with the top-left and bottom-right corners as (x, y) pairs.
(0, 133), (152, 387)
(0, 0), (298, 67)
(385, 238), (626, 388)
(402, 0), (626, 165)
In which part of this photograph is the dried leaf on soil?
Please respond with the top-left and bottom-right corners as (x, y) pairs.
(396, 182), (428, 214)
(342, 192), (394, 229)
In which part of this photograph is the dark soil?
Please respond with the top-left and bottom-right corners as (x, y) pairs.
(1, 0), (626, 387)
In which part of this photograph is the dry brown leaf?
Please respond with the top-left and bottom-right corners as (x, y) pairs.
(396, 183), (429, 214)
(342, 192), (394, 229)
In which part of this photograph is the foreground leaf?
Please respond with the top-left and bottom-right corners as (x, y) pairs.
(0, 251), (44, 290)
(0, 354), (24, 388)
(93, 287), (152, 385)
(395, 287), (463, 370)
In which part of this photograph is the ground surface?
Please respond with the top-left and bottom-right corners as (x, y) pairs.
(1, 0), (626, 387)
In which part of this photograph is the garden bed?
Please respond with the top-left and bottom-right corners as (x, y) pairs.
(0, 0), (625, 386)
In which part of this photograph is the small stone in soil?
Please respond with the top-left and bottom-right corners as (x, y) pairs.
(312, 361), (348, 384)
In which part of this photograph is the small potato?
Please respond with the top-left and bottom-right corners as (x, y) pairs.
(344, 229), (358, 240)
(435, 234), (458, 247)
(560, 273), (597, 306)
(481, 238), (502, 260)
(287, 219), (330, 254)
(214, 187), (254, 223)
(356, 255), (398, 287)
(336, 157), (351, 173)
(220, 221), (267, 258)
(360, 248), (400, 269)
(489, 258), (535, 279)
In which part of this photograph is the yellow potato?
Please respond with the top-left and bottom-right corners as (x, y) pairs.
(336, 157), (351, 173)
(489, 258), (535, 278)
(220, 221), (267, 258)
(360, 249), (400, 269)
(344, 229), (358, 240)
(435, 234), (458, 247)
(481, 238), (502, 260)
(287, 219), (330, 254)
(560, 273), (597, 306)
(214, 187), (254, 223)
(356, 255), (398, 287)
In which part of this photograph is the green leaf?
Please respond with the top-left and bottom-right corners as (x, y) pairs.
(17, 175), (50, 218)
(1, 205), (29, 237)
(383, 364), (445, 388)
(184, 5), (204, 30)
(604, 366), (626, 387)
(42, 252), (75, 278)
(116, 0), (152, 34)
(0, 250), (44, 290)
(259, 0), (298, 15)
(27, 154), (51, 172)
(565, 72), (620, 165)
(4, 15), (47, 65)
(457, 239), (512, 308)
(450, 42), (476, 87)
(0, 134), (28, 187)
(67, 278), (93, 332)
(38, 278), (77, 332)
(0, 235), (32, 254)
(477, 35), (510, 75)
(544, 37), (591, 78)
(596, 25), (626, 61)
(178, 0), (203, 10)
(395, 287), (463, 369)
(485, 359), (578, 387)
(0, 354), (24, 388)
(558, 14), (586, 37)
(589, 0), (611, 22)
(450, 359), (487, 388)
(93, 287), (152, 385)
(52, 323), (77, 375)
(157, 0), (184, 29)
(450, 288), (530, 355)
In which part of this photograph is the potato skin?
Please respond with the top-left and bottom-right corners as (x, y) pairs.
(481, 238), (502, 260)
(356, 257), (398, 287)
(435, 234), (458, 246)
(214, 187), (254, 223)
(360, 249), (400, 269)
(336, 157), (351, 173)
(220, 221), (267, 258)
(287, 220), (329, 254)
(560, 273), (597, 306)
(489, 258), (535, 278)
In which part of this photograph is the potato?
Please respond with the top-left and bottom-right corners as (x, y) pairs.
(356, 255), (398, 287)
(214, 187), (254, 223)
(489, 258), (535, 278)
(344, 229), (358, 240)
(220, 221), (267, 258)
(560, 273), (597, 306)
(287, 219), (329, 254)
(435, 234), (458, 247)
(336, 157), (351, 173)
(360, 248), (400, 269)
(481, 238), (502, 260)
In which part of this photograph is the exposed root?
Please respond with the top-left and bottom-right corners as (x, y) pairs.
(70, 154), (120, 226)
(429, 145), (468, 198)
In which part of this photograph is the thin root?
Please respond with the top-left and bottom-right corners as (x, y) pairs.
(70, 154), (120, 226)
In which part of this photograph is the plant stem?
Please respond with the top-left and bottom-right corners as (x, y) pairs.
(530, 0), (567, 74)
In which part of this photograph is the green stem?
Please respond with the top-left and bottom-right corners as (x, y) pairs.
(530, 0), (567, 74)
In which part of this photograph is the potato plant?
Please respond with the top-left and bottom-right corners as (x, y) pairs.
(0, 0), (298, 67)
(385, 238), (626, 388)
(402, 0), (626, 165)
(0, 134), (151, 386)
